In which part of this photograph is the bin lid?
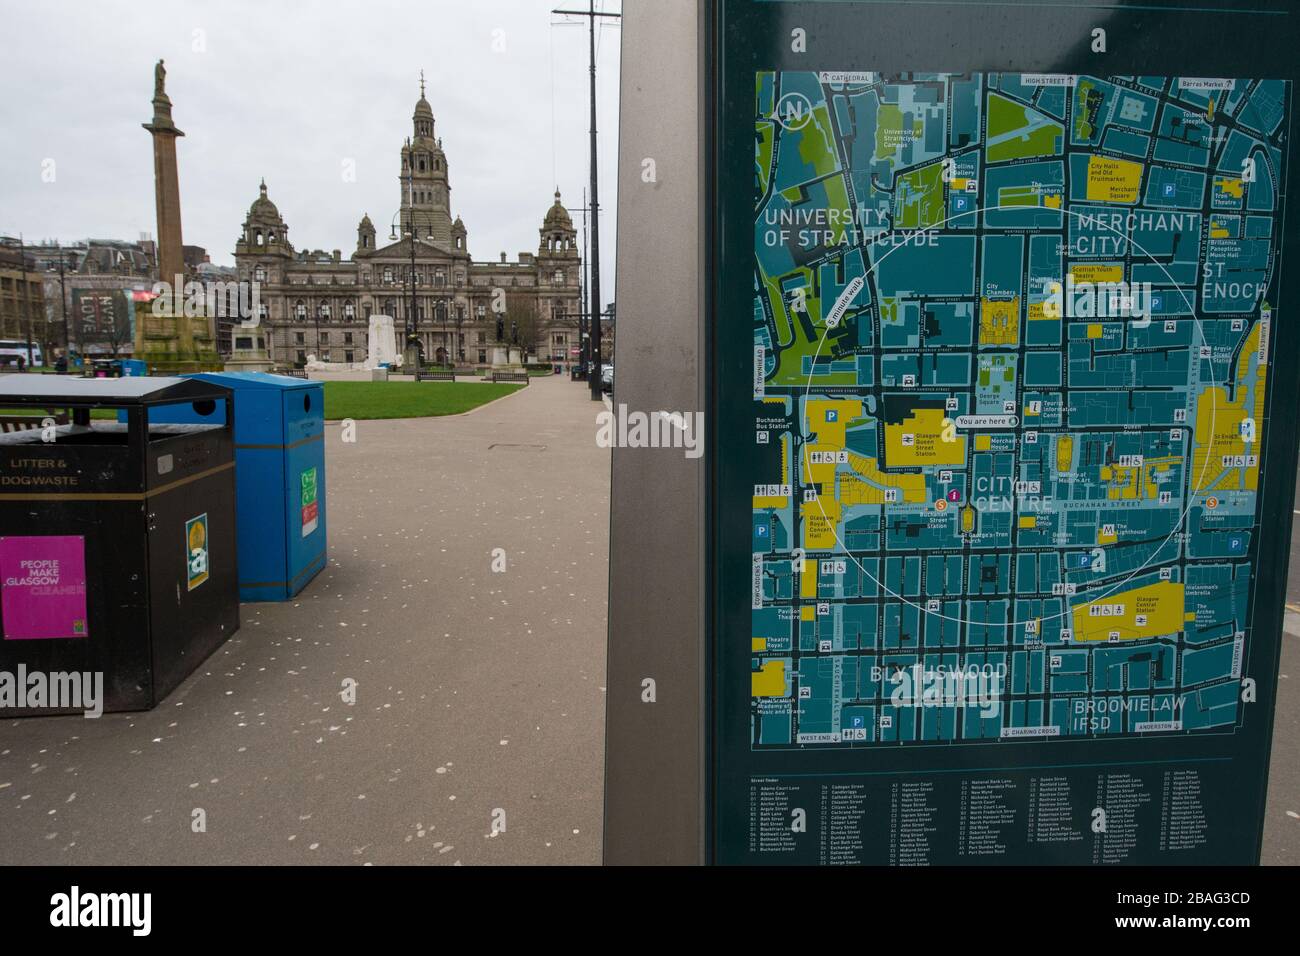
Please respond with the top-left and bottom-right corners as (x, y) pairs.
(184, 371), (318, 391)
(0, 373), (232, 406)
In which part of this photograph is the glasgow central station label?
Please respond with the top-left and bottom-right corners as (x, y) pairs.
(710, 0), (1299, 865)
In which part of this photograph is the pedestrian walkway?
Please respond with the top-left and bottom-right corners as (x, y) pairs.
(0, 376), (610, 865)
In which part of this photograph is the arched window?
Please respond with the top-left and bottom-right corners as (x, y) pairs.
(255, 231), (264, 247)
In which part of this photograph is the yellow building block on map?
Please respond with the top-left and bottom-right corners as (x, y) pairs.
(979, 297), (1020, 346)
(1085, 155), (1143, 203)
(883, 407), (967, 467)
(752, 660), (788, 698)
(974, 434), (992, 452)
(1069, 263), (1124, 285)
(1087, 323), (1104, 339)
(1070, 581), (1185, 641)
(803, 398), (862, 449)
(803, 496), (841, 549)
(752, 638), (768, 651)
(843, 453), (928, 505)
(1097, 526), (1118, 545)
(801, 606), (815, 622)
(1216, 176), (1245, 199)
(1056, 435), (1074, 473)
(1018, 515), (1038, 529)
(800, 559), (818, 598)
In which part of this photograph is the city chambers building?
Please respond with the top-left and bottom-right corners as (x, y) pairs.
(234, 84), (582, 368)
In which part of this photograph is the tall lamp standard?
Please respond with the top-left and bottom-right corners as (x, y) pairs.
(437, 297), (453, 375)
(390, 212), (422, 383)
(46, 242), (73, 361)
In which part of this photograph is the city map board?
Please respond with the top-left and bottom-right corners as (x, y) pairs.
(711, 0), (1300, 866)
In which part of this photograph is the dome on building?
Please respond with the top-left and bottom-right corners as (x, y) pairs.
(544, 189), (573, 228)
(249, 179), (282, 222)
(413, 71), (434, 122)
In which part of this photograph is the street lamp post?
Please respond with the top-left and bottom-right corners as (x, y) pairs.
(47, 242), (73, 361)
(15, 235), (34, 369)
(390, 213), (422, 382)
(455, 304), (465, 363)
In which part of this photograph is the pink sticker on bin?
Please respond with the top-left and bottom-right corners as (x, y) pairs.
(0, 536), (89, 640)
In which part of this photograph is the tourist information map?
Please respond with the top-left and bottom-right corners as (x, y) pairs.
(712, 0), (1298, 867)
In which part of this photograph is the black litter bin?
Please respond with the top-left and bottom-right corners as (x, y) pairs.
(0, 374), (240, 714)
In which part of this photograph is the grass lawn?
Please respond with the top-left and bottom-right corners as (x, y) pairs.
(321, 380), (524, 420)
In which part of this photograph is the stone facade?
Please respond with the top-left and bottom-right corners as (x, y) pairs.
(234, 85), (583, 368)
(0, 240), (45, 351)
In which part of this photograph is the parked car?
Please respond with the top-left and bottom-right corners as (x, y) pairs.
(600, 364), (614, 393)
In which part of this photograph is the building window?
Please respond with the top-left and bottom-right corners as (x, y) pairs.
(345, 350), (354, 363)
(478, 350), (486, 364)
(477, 331), (486, 345)
(476, 304), (486, 319)
(295, 331), (305, 345)
(344, 332), (353, 345)
(383, 267), (393, 283)
(254, 266), (266, 282)
(344, 302), (355, 319)
(296, 350), (306, 364)
(320, 332), (329, 344)
(295, 301), (306, 319)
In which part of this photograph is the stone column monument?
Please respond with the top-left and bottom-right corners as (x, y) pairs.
(138, 59), (221, 371)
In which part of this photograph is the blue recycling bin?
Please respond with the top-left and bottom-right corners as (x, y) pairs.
(120, 359), (147, 377)
(139, 371), (327, 601)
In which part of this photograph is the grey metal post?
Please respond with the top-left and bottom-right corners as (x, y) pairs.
(602, 0), (707, 865)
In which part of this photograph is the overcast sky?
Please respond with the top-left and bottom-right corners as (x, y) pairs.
(0, 0), (621, 308)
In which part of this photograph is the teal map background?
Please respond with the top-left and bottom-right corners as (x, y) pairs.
(748, 71), (1290, 751)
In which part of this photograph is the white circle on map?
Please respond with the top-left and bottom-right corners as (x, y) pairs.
(774, 92), (814, 131)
